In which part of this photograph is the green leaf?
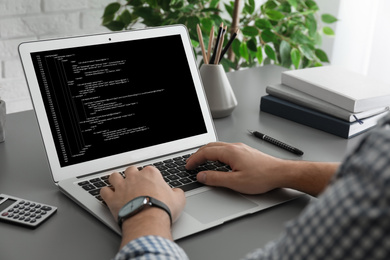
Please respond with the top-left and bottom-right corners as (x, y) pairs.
(315, 48), (329, 62)
(306, 14), (317, 38)
(224, 3), (234, 18)
(232, 38), (241, 57)
(201, 18), (213, 32)
(305, 0), (319, 11)
(264, 44), (276, 61)
(265, 10), (285, 21)
(279, 1), (292, 13)
(291, 30), (314, 45)
(210, 0), (220, 8)
(242, 26), (259, 37)
(146, 0), (158, 8)
(260, 29), (275, 43)
(160, 0), (171, 11)
(104, 21), (125, 31)
(133, 7), (162, 26)
(103, 2), (121, 17)
(180, 3), (195, 13)
(247, 38), (257, 53)
(256, 45), (263, 64)
(263, 1), (277, 10)
(119, 9), (132, 27)
(191, 39), (199, 48)
(321, 14), (338, 24)
(291, 48), (301, 68)
(201, 8), (221, 13)
(255, 18), (272, 29)
(102, 14), (115, 25)
(210, 14), (224, 27)
(171, 0), (183, 8)
(187, 16), (200, 30)
(220, 58), (235, 72)
(126, 0), (142, 6)
(287, 0), (298, 9)
(299, 45), (315, 60)
(244, 0), (255, 15)
(240, 42), (249, 61)
(314, 31), (322, 46)
(323, 26), (335, 36)
(280, 40), (291, 65)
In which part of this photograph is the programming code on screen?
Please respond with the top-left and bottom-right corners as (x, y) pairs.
(31, 35), (206, 167)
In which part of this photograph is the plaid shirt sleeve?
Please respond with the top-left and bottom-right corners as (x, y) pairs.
(243, 114), (390, 260)
(113, 235), (188, 260)
(114, 115), (390, 260)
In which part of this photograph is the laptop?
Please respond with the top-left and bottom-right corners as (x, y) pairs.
(19, 25), (302, 240)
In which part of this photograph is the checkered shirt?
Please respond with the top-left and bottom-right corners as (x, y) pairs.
(114, 114), (390, 260)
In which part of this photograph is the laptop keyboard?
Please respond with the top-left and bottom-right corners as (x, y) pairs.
(77, 154), (231, 203)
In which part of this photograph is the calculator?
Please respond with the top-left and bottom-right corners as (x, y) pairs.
(0, 194), (57, 228)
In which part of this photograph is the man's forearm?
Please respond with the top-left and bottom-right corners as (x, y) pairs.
(119, 207), (172, 249)
(280, 160), (339, 197)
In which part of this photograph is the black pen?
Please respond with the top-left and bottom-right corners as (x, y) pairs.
(248, 130), (304, 156)
(218, 28), (239, 63)
(209, 22), (223, 64)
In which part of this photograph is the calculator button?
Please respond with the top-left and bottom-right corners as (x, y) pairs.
(41, 206), (52, 211)
(2, 212), (8, 216)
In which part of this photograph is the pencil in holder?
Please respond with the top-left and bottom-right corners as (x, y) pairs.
(200, 64), (237, 118)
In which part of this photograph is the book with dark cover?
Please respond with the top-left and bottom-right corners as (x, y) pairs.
(260, 95), (387, 139)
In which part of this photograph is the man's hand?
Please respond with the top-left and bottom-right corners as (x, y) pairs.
(186, 142), (339, 196)
(186, 142), (286, 194)
(100, 166), (186, 246)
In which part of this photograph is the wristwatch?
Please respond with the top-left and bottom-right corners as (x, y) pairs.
(117, 196), (172, 228)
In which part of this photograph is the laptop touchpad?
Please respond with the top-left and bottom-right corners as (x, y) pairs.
(184, 188), (258, 224)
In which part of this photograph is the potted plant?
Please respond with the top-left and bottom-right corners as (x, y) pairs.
(101, 0), (337, 71)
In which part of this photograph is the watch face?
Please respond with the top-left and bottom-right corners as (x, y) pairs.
(119, 196), (148, 218)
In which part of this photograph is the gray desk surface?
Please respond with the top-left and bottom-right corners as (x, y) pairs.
(0, 65), (365, 259)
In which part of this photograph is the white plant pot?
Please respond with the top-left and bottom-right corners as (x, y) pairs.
(200, 64), (238, 118)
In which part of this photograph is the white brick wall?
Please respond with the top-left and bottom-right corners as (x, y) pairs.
(0, 0), (113, 113)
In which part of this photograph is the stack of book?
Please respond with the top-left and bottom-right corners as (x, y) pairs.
(260, 66), (390, 138)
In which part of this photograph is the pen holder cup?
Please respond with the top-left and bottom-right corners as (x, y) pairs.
(0, 100), (5, 142)
(200, 64), (238, 119)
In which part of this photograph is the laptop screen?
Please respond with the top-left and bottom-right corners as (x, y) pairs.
(30, 34), (207, 167)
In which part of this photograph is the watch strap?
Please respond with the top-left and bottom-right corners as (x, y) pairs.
(118, 196), (172, 228)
